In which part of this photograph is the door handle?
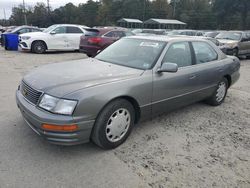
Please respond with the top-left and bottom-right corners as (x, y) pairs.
(189, 75), (196, 80)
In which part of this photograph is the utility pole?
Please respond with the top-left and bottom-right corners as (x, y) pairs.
(143, 0), (146, 28)
(22, 0), (27, 25)
(173, 0), (176, 18)
(47, 0), (50, 13)
(3, 8), (6, 26)
(46, 0), (51, 26)
(3, 8), (6, 20)
(172, 0), (180, 18)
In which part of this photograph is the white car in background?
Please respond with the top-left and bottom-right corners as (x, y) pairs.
(19, 24), (89, 53)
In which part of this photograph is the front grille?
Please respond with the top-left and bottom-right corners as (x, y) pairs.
(20, 81), (43, 105)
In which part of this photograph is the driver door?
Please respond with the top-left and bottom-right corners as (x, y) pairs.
(49, 26), (69, 50)
(152, 42), (199, 116)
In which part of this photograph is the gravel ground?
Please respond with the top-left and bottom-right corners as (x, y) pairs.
(0, 48), (249, 188)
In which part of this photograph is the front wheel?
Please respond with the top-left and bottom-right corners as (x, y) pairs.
(91, 99), (135, 149)
(32, 41), (46, 54)
(206, 78), (228, 106)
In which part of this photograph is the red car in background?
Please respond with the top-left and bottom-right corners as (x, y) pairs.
(79, 27), (134, 57)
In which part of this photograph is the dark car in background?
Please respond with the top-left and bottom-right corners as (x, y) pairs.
(79, 27), (134, 57)
(216, 31), (250, 57)
(1, 26), (42, 46)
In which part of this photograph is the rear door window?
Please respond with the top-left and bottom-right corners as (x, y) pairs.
(66, 26), (83, 34)
(162, 42), (192, 68)
(192, 42), (218, 64)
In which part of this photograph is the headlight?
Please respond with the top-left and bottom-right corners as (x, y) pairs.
(39, 94), (77, 115)
(22, 36), (31, 40)
(224, 43), (237, 49)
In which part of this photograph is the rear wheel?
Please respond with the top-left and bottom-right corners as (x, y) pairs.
(206, 78), (228, 106)
(32, 41), (46, 54)
(91, 99), (135, 149)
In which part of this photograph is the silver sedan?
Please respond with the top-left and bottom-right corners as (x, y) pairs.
(16, 36), (240, 149)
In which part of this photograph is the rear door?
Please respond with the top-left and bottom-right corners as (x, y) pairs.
(66, 26), (84, 50)
(190, 41), (224, 97)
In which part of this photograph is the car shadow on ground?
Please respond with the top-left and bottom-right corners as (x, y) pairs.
(17, 49), (82, 55)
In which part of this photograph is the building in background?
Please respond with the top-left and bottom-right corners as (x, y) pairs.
(117, 18), (143, 28)
(143, 19), (186, 29)
(117, 18), (186, 29)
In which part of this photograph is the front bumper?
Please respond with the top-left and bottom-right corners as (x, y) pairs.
(16, 90), (95, 145)
(220, 47), (235, 55)
(18, 38), (31, 50)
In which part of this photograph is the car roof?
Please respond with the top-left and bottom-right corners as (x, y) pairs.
(52, 24), (89, 28)
(126, 35), (210, 43)
(15, 25), (40, 29)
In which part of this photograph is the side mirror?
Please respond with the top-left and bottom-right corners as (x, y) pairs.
(157, 62), (178, 73)
(50, 31), (56, 35)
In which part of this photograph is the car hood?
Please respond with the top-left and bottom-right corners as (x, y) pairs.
(217, 39), (238, 45)
(20, 31), (47, 37)
(23, 58), (144, 97)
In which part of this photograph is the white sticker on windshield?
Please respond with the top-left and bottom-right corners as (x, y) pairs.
(140, 42), (159, 48)
(142, 63), (151, 68)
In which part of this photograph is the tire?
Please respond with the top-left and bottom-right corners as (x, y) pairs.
(31, 41), (46, 54)
(206, 78), (228, 106)
(91, 99), (135, 149)
(87, 54), (92, 57)
(232, 48), (239, 57)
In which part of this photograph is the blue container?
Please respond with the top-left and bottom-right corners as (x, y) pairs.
(3, 33), (19, 51)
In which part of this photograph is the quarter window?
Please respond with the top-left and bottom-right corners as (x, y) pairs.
(192, 42), (218, 64)
(162, 42), (192, 68)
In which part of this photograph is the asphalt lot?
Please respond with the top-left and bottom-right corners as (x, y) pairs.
(0, 48), (249, 188)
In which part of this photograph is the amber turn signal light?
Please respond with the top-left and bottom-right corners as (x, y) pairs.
(42, 124), (78, 132)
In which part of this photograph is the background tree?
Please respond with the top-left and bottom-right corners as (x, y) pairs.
(4, 0), (250, 30)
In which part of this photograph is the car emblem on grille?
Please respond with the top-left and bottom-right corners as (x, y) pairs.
(22, 88), (28, 96)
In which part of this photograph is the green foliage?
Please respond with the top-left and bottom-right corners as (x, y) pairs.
(5, 0), (250, 30)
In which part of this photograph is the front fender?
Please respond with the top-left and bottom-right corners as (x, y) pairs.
(66, 72), (153, 122)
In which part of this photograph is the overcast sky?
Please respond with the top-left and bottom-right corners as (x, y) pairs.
(0, 0), (89, 19)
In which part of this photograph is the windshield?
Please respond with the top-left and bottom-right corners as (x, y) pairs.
(43, 25), (58, 33)
(95, 38), (166, 70)
(11, 26), (23, 33)
(216, 32), (242, 41)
